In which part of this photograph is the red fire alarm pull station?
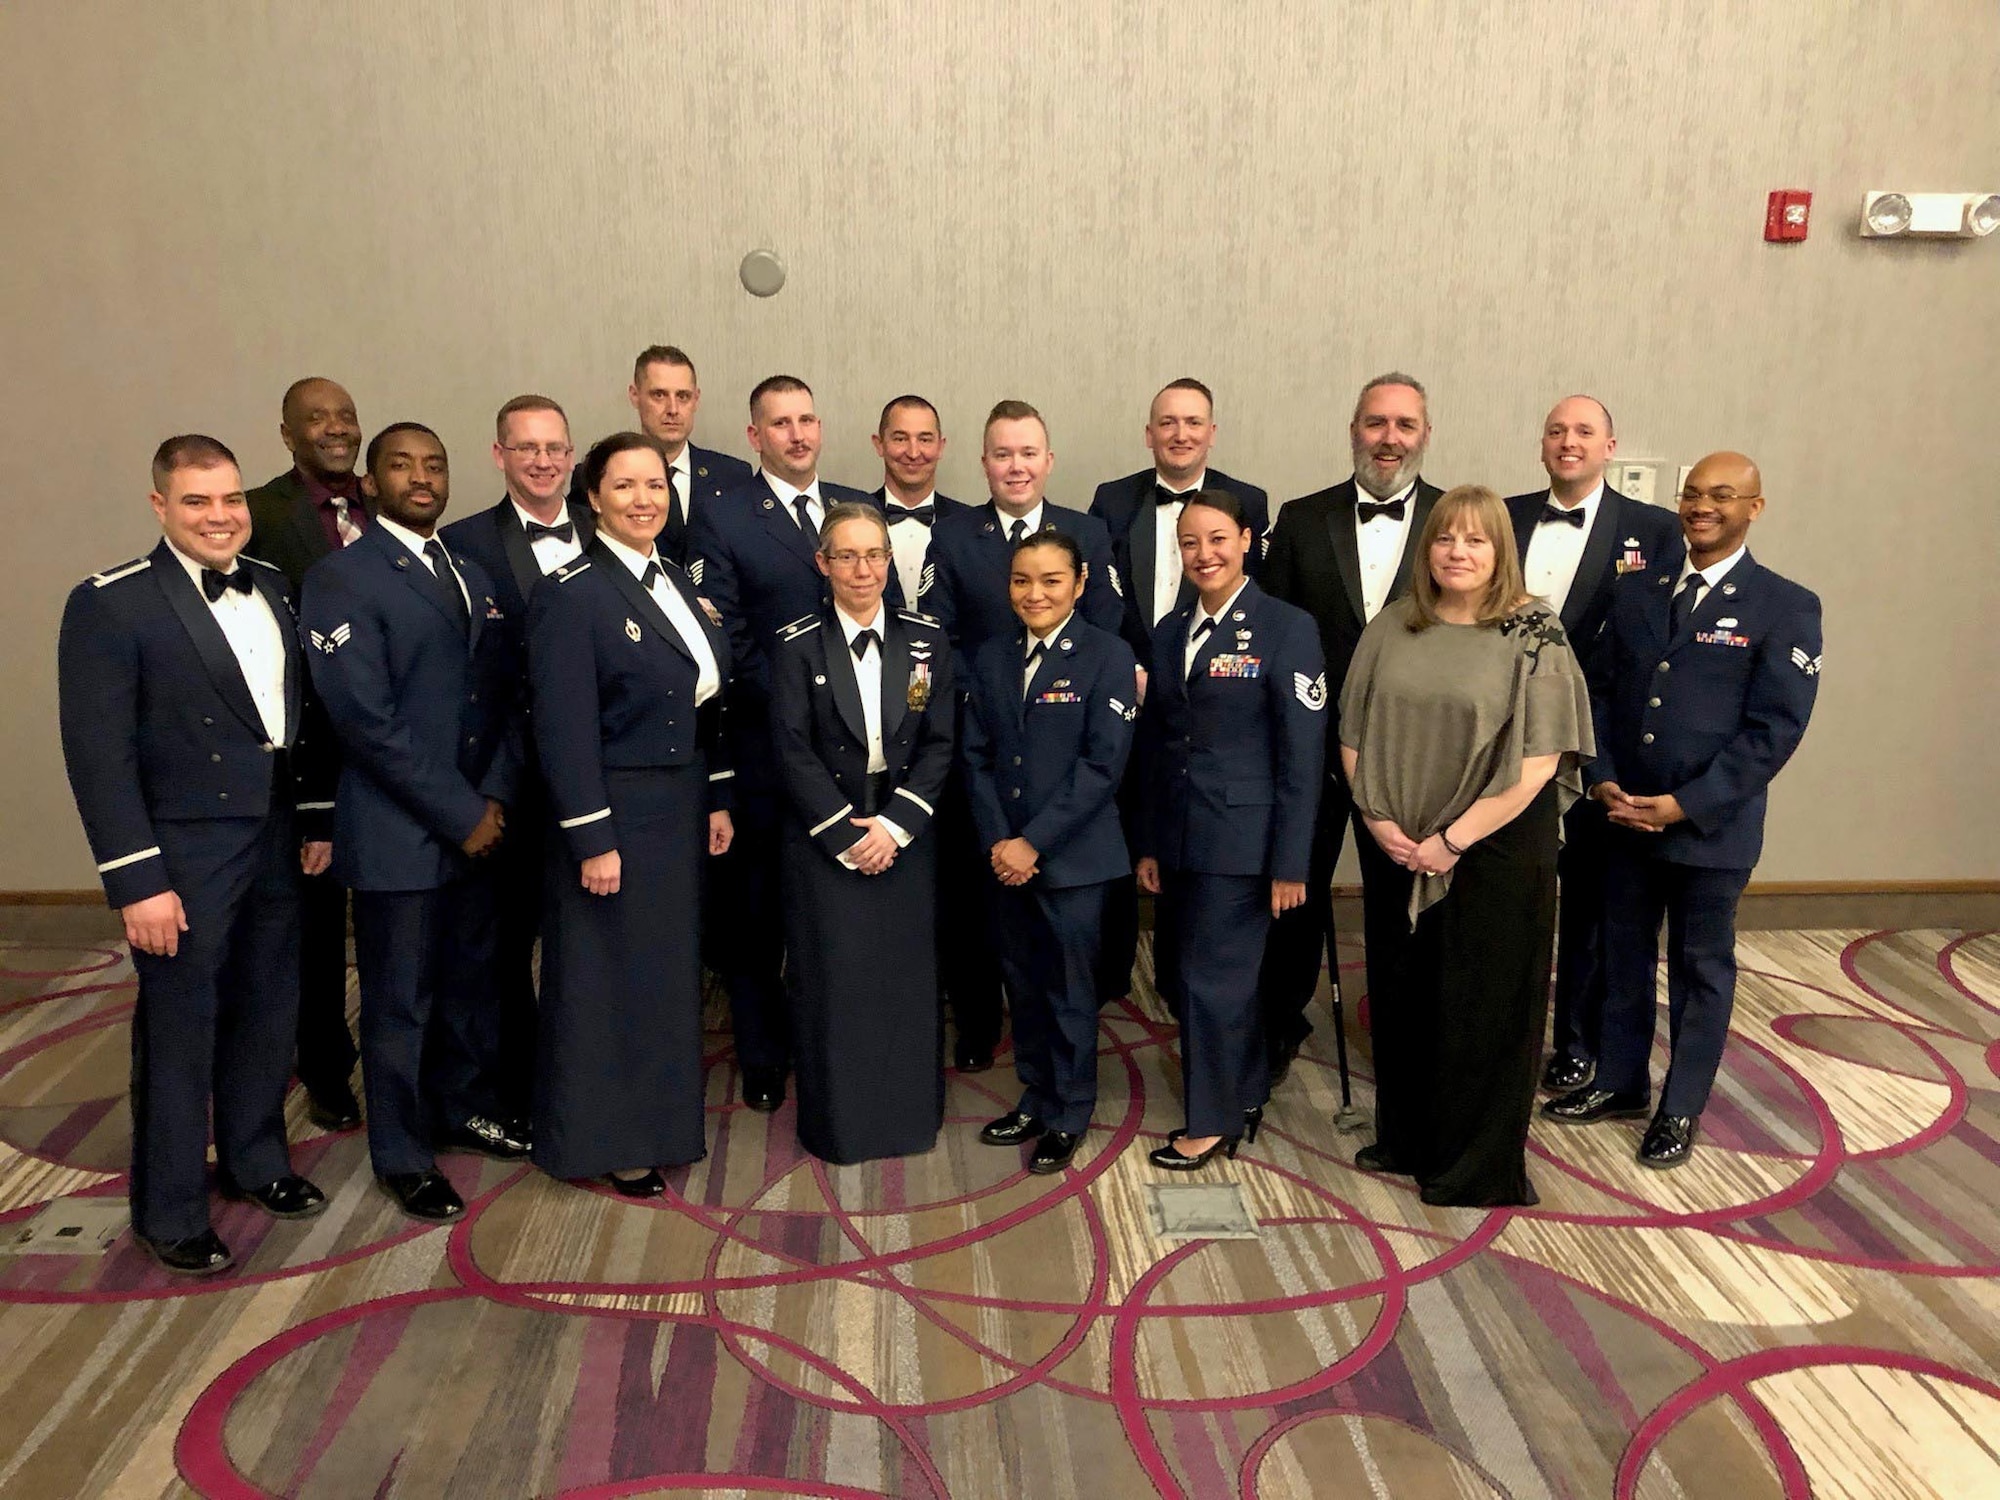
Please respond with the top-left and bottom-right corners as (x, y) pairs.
(1765, 189), (1812, 241)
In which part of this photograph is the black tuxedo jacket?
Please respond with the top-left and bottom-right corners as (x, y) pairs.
(441, 496), (598, 627)
(1261, 476), (1442, 747)
(1089, 468), (1271, 670)
(1504, 486), (1683, 653)
(245, 468), (366, 594)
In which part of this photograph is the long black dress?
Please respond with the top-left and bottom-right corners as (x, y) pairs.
(769, 605), (955, 1165)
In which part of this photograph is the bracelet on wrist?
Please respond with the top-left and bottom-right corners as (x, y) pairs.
(1438, 829), (1468, 857)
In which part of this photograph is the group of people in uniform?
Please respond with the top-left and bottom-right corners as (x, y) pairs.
(56, 347), (1822, 1274)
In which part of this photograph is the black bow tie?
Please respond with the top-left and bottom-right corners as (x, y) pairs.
(202, 567), (253, 601)
(1538, 503), (1587, 529)
(887, 504), (934, 526)
(1357, 497), (1406, 523)
(525, 519), (575, 544)
(1155, 485), (1193, 507)
(851, 628), (879, 659)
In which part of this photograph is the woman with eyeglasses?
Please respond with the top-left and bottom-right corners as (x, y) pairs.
(526, 432), (735, 1198)
(768, 502), (956, 1163)
(1136, 490), (1327, 1171)
(1339, 484), (1593, 1207)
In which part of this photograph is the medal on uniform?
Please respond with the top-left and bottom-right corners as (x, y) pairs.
(625, 618), (642, 642)
(908, 659), (932, 711)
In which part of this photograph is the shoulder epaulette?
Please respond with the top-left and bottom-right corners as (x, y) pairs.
(553, 559), (592, 583)
(87, 557), (152, 588)
(241, 554), (281, 572)
(897, 608), (941, 628)
(777, 614), (822, 641)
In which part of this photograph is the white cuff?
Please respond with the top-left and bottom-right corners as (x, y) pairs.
(877, 816), (912, 848)
(836, 846), (862, 871)
(98, 846), (162, 874)
(892, 787), (934, 817)
(559, 807), (611, 830)
(808, 803), (854, 838)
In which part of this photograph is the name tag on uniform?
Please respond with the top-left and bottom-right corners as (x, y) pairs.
(1035, 690), (1083, 704)
(1208, 653), (1262, 678)
(1694, 630), (1751, 648)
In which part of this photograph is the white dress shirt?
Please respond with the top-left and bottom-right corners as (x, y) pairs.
(1184, 580), (1250, 680)
(598, 532), (720, 703)
(884, 490), (936, 607)
(1354, 478), (1417, 622)
(1023, 611), (1075, 698)
(1522, 481), (1603, 617)
(1152, 469), (1206, 625)
(375, 515), (472, 612)
(763, 471), (825, 540)
(168, 543), (288, 746)
(833, 604), (909, 863)
(994, 500), (1046, 544)
(1674, 543), (1746, 617)
(512, 499), (584, 575)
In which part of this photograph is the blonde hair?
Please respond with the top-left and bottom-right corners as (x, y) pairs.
(1405, 484), (1529, 631)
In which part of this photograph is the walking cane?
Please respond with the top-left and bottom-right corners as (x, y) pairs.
(1329, 969), (1370, 1133)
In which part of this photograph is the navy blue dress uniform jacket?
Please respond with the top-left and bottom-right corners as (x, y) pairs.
(58, 542), (330, 907)
(961, 616), (1138, 888)
(1137, 581), (1328, 881)
(568, 443), (750, 516)
(1586, 552), (1822, 869)
(1089, 469), (1270, 669)
(1504, 487), (1683, 652)
(527, 542), (735, 860)
(860, 487), (974, 613)
(767, 607), (956, 859)
(916, 501), (1123, 671)
(299, 524), (525, 891)
(442, 496), (598, 634)
(684, 473), (875, 702)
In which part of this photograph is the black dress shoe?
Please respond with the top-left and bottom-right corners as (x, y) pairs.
(218, 1172), (328, 1220)
(304, 1081), (362, 1132)
(1539, 1053), (1595, 1093)
(979, 1111), (1044, 1146)
(1242, 1106), (1264, 1145)
(137, 1228), (234, 1276)
(1028, 1130), (1081, 1174)
(602, 1169), (667, 1198)
(1637, 1113), (1699, 1169)
(953, 1043), (994, 1073)
(1353, 1143), (1411, 1175)
(437, 1114), (530, 1160)
(742, 1068), (787, 1113)
(1148, 1133), (1240, 1171)
(1541, 1086), (1651, 1123)
(381, 1170), (465, 1221)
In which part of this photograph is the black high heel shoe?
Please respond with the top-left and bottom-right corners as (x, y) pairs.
(1148, 1132), (1242, 1171)
(602, 1169), (666, 1198)
(1242, 1107), (1263, 1145)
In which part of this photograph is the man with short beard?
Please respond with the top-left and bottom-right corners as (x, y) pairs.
(1257, 373), (1443, 1086)
(245, 377), (369, 1134)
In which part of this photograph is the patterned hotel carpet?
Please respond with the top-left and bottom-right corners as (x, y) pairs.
(1, 928), (1997, 1499)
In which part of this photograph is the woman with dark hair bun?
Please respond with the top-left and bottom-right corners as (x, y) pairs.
(526, 432), (735, 1196)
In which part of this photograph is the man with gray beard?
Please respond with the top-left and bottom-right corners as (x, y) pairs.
(1256, 374), (1443, 1086)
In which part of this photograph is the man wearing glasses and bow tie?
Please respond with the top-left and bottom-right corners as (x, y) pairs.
(1257, 373), (1443, 1090)
(1505, 396), (1682, 1098)
(441, 394), (595, 1126)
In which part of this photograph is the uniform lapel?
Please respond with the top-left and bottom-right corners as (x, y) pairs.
(663, 556), (726, 673)
(1670, 553), (1756, 651)
(150, 541), (270, 740)
(494, 500), (542, 604)
(454, 548), (486, 656)
(1564, 490), (1623, 634)
(589, 538), (691, 664)
(1127, 477), (1158, 627)
(880, 610), (911, 738)
(249, 565), (304, 745)
(1323, 481), (1367, 627)
(824, 614), (870, 749)
(755, 476), (823, 572)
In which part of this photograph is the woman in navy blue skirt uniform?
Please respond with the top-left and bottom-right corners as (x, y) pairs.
(527, 432), (735, 1196)
(769, 503), (955, 1164)
(1137, 491), (1326, 1169)
(960, 532), (1138, 1174)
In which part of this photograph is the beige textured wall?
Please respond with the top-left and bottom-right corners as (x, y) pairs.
(3, 1), (1996, 890)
